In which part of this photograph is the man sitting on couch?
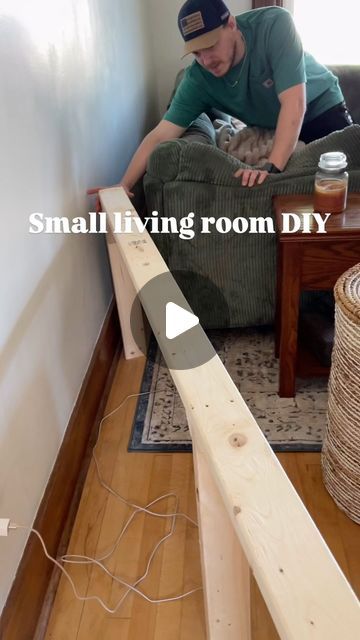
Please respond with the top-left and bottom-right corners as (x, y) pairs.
(100, 0), (354, 195)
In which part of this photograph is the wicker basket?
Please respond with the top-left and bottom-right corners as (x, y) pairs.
(322, 263), (360, 523)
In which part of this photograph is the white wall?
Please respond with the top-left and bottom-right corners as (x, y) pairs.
(149, 0), (252, 116)
(0, 0), (157, 613)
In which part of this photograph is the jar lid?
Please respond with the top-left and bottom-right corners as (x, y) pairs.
(318, 151), (347, 171)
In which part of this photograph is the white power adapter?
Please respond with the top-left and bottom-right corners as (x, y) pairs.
(0, 518), (11, 536)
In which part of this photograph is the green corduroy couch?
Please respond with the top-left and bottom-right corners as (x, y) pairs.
(143, 66), (360, 328)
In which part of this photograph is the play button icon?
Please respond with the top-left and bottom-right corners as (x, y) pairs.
(130, 269), (230, 370)
(166, 303), (199, 340)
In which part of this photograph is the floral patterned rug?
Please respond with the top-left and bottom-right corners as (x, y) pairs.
(129, 327), (328, 453)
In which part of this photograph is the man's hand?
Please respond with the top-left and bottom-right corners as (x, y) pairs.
(87, 183), (134, 212)
(87, 183), (134, 198)
(233, 168), (269, 187)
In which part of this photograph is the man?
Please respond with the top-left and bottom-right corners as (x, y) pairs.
(103, 0), (353, 194)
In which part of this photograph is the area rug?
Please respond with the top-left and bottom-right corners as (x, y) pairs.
(129, 327), (328, 453)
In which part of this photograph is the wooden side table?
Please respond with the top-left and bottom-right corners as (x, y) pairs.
(274, 194), (360, 397)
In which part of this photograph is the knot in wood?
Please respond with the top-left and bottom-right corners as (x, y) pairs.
(229, 433), (247, 448)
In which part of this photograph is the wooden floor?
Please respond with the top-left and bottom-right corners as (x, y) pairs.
(45, 351), (360, 640)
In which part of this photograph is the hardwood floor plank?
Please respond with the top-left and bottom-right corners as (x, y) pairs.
(338, 512), (360, 596)
(45, 355), (147, 639)
(250, 578), (279, 640)
(152, 455), (195, 640)
(45, 450), (106, 638)
(179, 460), (206, 640)
(294, 454), (356, 590)
(76, 360), (156, 638)
(125, 454), (174, 640)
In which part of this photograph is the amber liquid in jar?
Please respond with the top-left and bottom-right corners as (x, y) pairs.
(313, 179), (348, 213)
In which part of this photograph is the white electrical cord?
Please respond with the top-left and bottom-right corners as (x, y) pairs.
(91, 391), (198, 526)
(7, 388), (202, 613)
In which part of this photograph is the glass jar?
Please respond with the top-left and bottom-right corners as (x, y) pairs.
(313, 151), (348, 214)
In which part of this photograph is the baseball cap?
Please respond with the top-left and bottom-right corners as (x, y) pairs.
(178, 0), (230, 57)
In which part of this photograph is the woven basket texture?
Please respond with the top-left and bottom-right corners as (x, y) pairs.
(322, 263), (360, 523)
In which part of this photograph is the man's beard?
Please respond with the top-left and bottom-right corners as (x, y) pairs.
(217, 41), (238, 77)
(228, 41), (238, 71)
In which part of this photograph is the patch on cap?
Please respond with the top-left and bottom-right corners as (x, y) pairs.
(180, 11), (205, 37)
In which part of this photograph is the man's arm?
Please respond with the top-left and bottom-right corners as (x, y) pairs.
(234, 83), (306, 187)
(267, 83), (306, 170)
(88, 120), (186, 200)
(120, 120), (186, 193)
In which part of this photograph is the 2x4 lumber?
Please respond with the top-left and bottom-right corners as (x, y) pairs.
(99, 187), (360, 640)
(192, 436), (251, 639)
(106, 233), (145, 359)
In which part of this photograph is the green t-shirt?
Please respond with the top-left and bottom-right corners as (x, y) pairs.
(164, 7), (343, 129)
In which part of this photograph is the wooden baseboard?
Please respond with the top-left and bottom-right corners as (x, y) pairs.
(0, 300), (121, 640)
